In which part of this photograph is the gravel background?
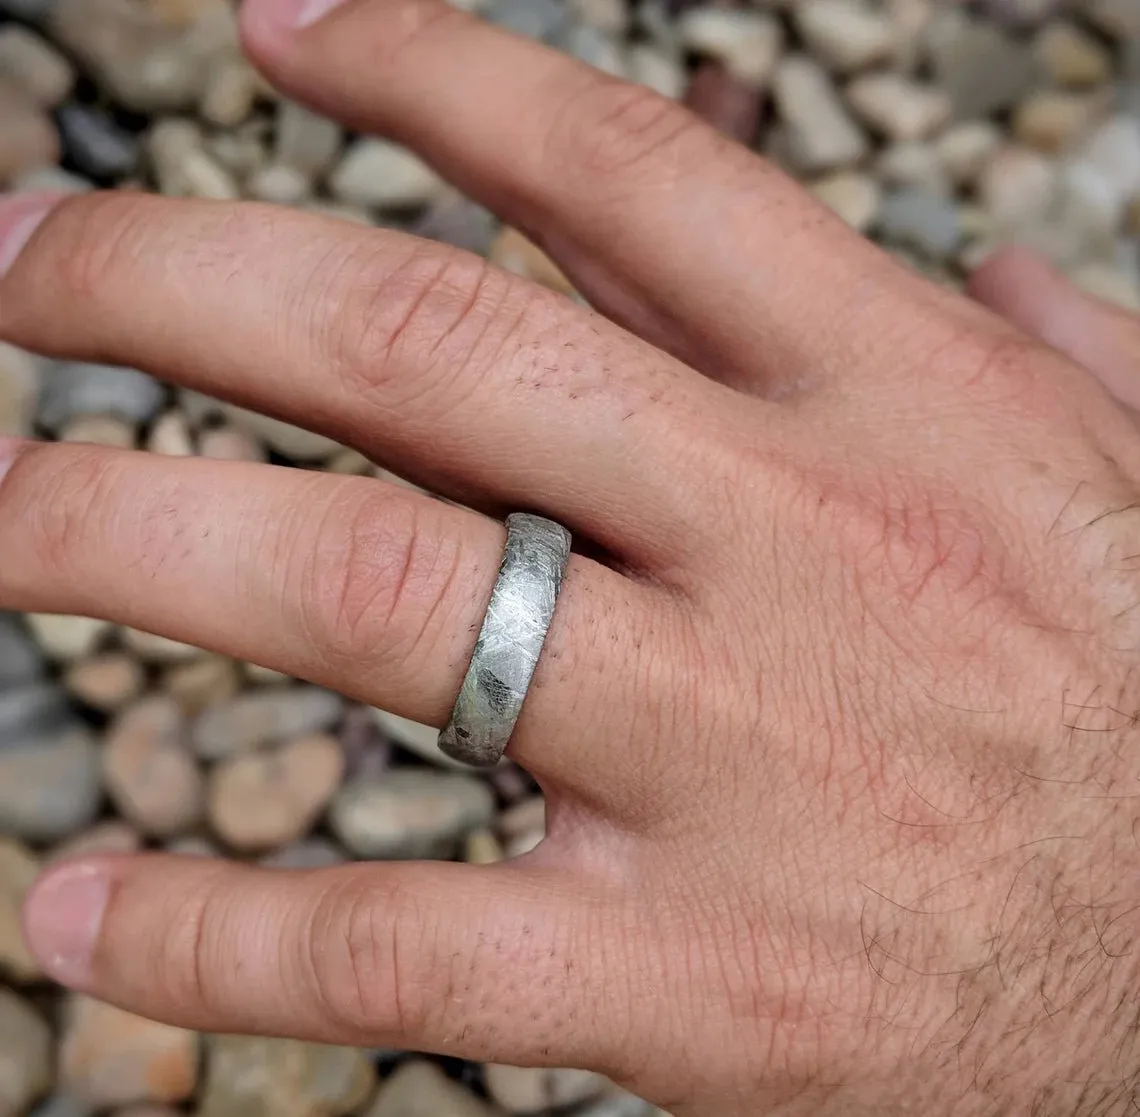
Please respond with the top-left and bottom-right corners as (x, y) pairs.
(1, 0), (1139, 1114)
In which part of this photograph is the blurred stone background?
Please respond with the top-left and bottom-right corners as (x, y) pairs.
(0, 0), (1139, 1114)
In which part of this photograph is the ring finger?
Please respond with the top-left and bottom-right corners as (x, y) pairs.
(0, 440), (651, 791)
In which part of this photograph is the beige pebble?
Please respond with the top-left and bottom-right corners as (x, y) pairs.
(625, 43), (685, 100)
(1035, 20), (1112, 86)
(372, 707), (471, 769)
(48, 820), (142, 862)
(60, 995), (199, 1108)
(0, 26), (74, 108)
(103, 696), (205, 838)
(0, 342), (38, 438)
(809, 170), (881, 231)
(677, 8), (782, 86)
(162, 654), (241, 716)
(0, 838), (41, 982)
(484, 1066), (607, 1114)
(1013, 89), (1107, 153)
(65, 652), (146, 712)
(147, 410), (195, 456)
(26, 613), (111, 661)
(121, 626), (204, 664)
(0, 85), (58, 186)
(208, 733), (345, 852)
(846, 72), (951, 141)
(59, 413), (136, 448)
(327, 448), (373, 476)
(216, 402), (340, 461)
(773, 55), (869, 173)
(491, 227), (575, 295)
(464, 827), (505, 865)
(243, 661), (291, 686)
(206, 129), (268, 177)
(935, 120), (1003, 186)
(498, 796), (546, 839)
(794, 0), (897, 73)
(978, 145), (1058, 227)
(329, 137), (446, 209)
(200, 57), (260, 127)
(875, 141), (949, 194)
(365, 1061), (496, 1117)
(197, 423), (267, 462)
(245, 161), (311, 206)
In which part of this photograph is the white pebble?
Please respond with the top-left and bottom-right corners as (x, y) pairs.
(809, 171), (881, 231)
(677, 8), (783, 86)
(774, 55), (869, 173)
(329, 138), (446, 209)
(846, 72), (951, 141)
(795, 0), (897, 73)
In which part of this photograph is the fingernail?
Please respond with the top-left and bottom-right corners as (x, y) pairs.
(0, 192), (63, 278)
(293, 0), (350, 28)
(0, 436), (18, 484)
(22, 862), (110, 987)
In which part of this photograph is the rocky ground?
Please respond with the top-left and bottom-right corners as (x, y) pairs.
(0, 0), (1139, 1114)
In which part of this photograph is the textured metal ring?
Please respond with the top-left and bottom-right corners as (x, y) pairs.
(438, 513), (571, 768)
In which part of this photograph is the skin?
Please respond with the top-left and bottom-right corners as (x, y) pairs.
(1, 1), (1140, 1112)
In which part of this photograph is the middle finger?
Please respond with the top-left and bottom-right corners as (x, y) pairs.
(0, 191), (729, 568)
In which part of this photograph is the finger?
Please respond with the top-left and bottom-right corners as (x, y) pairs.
(0, 440), (649, 788)
(240, 0), (907, 393)
(969, 246), (1140, 410)
(23, 853), (618, 1069)
(0, 190), (724, 567)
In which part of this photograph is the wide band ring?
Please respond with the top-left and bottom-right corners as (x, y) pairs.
(438, 513), (572, 768)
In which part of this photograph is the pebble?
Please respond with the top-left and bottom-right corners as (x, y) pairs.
(275, 101), (342, 177)
(935, 120), (1003, 186)
(0, 729), (101, 841)
(875, 141), (949, 195)
(246, 162), (311, 206)
(484, 1066), (607, 1114)
(365, 1061), (497, 1117)
(683, 62), (764, 144)
(206, 129), (268, 178)
(48, 820), (141, 862)
(209, 733), (344, 852)
(773, 56), (868, 173)
(464, 827), (505, 864)
(809, 170), (881, 231)
(58, 414), (136, 448)
(329, 138), (447, 210)
(243, 662), (290, 686)
(1035, 20), (1112, 86)
(103, 697), (205, 838)
(498, 796), (545, 840)
(0, 343), (38, 439)
(12, 165), (92, 194)
(569, 0), (627, 35)
(0, 989), (52, 1117)
(677, 9), (782, 86)
(979, 145), (1058, 227)
(576, 1095), (662, 1117)
(371, 708), (470, 770)
(0, 682), (74, 747)
(37, 362), (165, 433)
(215, 402), (341, 460)
(1071, 261), (1140, 311)
(120, 627), (202, 664)
(926, 9), (1039, 119)
(490, 227), (575, 296)
(50, 0), (240, 113)
(411, 193), (499, 256)
(193, 686), (345, 759)
(196, 424), (266, 462)
(29, 1094), (92, 1117)
(794, 0), (897, 73)
(0, 26), (73, 108)
(846, 73), (951, 142)
(199, 1036), (375, 1117)
(1064, 116), (1140, 230)
(260, 837), (346, 870)
(59, 996), (199, 1108)
(0, 613), (42, 689)
(25, 614), (112, 662)
(56, 103), (139, 180)
(1081, 0), (1140, 39)
(199, 58), (260, 128)
(625, 43), (686, 100)
(161, 654), (240, 717)
(1012, 89), (1105, 154)
(147, 411), (195, 457)
(483, 0), (567, 42)
(330, 769), (496, 860)
(878, 189), (963, 256)
(65, 653), (146, 713)
(0, 85), (58, 186)
(148, 119), (239, 200)
(0, 838), (41, 982)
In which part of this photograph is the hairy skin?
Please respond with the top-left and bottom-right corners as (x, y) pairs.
(1, 3), (1140, 1114)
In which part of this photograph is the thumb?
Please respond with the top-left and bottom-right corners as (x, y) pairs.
(968, 246), (1140, 410)
(22, 853), (608, 1068)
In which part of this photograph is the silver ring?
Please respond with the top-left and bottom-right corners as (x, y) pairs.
(438, 513), (571, 768)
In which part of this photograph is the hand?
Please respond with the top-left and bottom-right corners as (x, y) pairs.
(3, 2), (1140, 1114)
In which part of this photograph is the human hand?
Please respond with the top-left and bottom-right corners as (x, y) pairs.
(3, 3), (1140, 1114)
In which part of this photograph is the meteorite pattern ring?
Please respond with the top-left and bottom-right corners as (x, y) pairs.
(438, 513), (572, 768)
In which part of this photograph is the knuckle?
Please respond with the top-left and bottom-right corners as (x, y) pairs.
(547, 78), (705, 188)
(297, 486), (457, 670)
(330, 243), (508, 414)
(309, 879), (433, 1040)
